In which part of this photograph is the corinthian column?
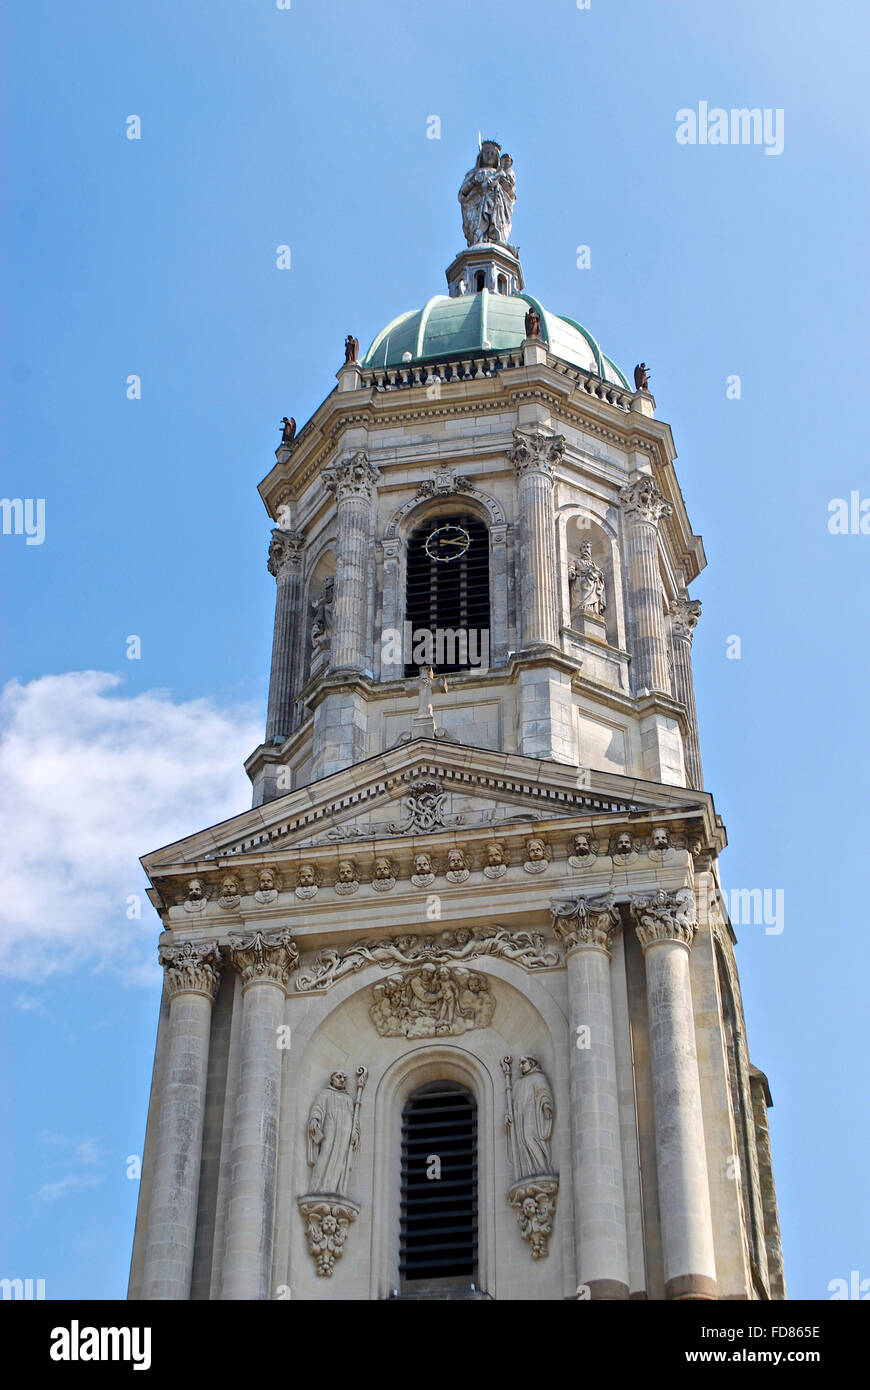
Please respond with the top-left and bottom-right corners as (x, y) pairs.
(669, 593), (703, 790)
(322, 451), (380, 672)
(552, 895), (629, 1299)
(221, 930), (299, 1301)
(632, 889), (717, 1300)
(511, 429), (563, 650)
(620, 477), (673, 696)
(141, 941), (223, 1300)
(265, 529), (304, 743)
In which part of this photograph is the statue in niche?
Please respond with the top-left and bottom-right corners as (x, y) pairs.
(502, 1056), (556, 1178)
(310, 577), (334, 655)
(334, 859), (359, 896)
(569, 541), (606, 621)
(306, 1067), (367, 1196)
(458, 141), (516, 247)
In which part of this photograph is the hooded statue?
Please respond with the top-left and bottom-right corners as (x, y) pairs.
(511, 1056), (555, 1178)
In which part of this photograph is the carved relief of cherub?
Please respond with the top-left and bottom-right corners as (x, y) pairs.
(483, 841), (508, 880)
(334, 859), (359, 896)
(411, 852), (436, 889)
(445, 848), (469, 884)
(218, 872), (241, 910)
(523, 837), (551, 875)
(372, 856), (396, 893)
(254, 867), (280, 904)
(295, 862), (319, 900)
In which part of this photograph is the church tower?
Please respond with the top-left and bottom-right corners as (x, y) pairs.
(129, 141), (784, 1301)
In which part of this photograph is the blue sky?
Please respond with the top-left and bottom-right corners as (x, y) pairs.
(2, 0), (868, 1299)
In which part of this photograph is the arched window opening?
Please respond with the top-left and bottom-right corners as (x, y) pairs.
(475, 271), (486, 292)
(497, 274), (507, 294)
(400, 1082), (478, 1294)
(404, 515), (490, 675)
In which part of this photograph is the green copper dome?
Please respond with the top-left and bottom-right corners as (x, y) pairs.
(361, 290), (629, 389)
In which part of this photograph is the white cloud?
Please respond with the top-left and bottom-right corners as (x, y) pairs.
(0, 672), (261, 984)
(34, 1174), (104, 1206)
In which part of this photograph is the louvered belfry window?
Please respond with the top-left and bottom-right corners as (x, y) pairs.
(399, 1082), (478, 1288)
(403, 515), (490, 676)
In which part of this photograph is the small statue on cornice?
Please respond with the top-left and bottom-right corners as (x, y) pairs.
(633, 362), (650, 392)
(280, 416), (296, 444)
(524, 307), (541, 339)
(343, 335), (359, 364)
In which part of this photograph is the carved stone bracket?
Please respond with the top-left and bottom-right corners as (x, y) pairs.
(228, 929), (299, 990)
(631, 887), (697, 950)
(159, 940), (223, 1001)
(507, 1177), (559, 1261)
(550, 895), (620, 953)
(297, 1197), (360, 1278)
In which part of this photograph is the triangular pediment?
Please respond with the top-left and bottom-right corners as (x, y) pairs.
(142, 738), (718, 881)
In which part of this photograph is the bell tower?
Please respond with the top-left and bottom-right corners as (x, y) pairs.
(129, 140), (783, 1302)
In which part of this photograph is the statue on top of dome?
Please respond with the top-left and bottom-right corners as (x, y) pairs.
(458, 141), (516, 248)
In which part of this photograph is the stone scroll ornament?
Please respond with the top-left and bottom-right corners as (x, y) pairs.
(299, 1066), (368, 1277)
(502, 1056), (559, 1261)
(296, 925), (560, 993)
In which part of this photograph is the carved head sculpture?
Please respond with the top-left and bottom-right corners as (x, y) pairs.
(258, 868), (276, 892)
(414, 853), (433, 876)
(337, 859), (356, 884)
(615, 832), (634, 857)
(330, 1071), (348, 1091)
(396, 935), (416, 954)
(453, 928), (472, 947)
(297, 863), (317, 888)
(651, 826), (670, 851)
(573, 833), (594, 858)
(447, 848), (466, 873)
(186, 878), (204, 901)
(479, 139), (500, 168)
(519, 1056), (541, 1076)
(219, 873), (239, 898)
(526, 838), (547, 862)
(321, 1213), (339, 1236)
(522, 1196), (537, 1218)
(374, 857), (393, 881)
(486, 841), (506, 867)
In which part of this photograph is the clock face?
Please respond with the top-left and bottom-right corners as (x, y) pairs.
(424, 523), (471, 563)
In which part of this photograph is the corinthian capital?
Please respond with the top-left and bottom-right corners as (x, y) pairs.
(631, 887), (697, 951)
(160, 940), (223, 1001)
(228, 929), (299, 990)
(619, 476), (673, 526)
(551, 895), (620, 953)
(669, 592), (702, 642)
(322, 450), (381, 502)
(510, 428), (565, 479)
(268, 529), (304, 579)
